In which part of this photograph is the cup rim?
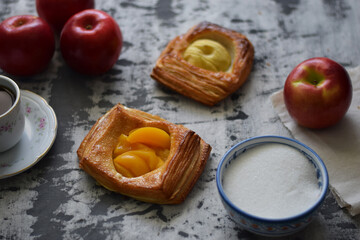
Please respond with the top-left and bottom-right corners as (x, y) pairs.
(0, 75), (21, 118)
(216, 135), (329, 223)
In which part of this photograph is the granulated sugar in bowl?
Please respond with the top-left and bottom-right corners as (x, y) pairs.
(216, 136), (329, 237)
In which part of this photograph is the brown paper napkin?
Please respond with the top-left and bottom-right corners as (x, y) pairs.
(271, 66), (360, 216)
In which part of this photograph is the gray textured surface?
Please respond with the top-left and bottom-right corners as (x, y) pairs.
(1, 0), (360, 239)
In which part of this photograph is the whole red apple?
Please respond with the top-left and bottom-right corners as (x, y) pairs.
(60, 9), (123, 75)
(0, 15), (55, 76)
(36, 0), (95, 34)
(284, 57), (352, 129)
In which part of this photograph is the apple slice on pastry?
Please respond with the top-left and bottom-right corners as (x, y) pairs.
(77, 104), (211, 204)
(151, 21), (254, 106)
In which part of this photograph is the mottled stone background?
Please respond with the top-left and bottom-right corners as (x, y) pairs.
(1, 0), (360, 239)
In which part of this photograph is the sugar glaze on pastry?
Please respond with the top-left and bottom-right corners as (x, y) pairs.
(151, 21), (254, 106)
(77, 104), (211, 204)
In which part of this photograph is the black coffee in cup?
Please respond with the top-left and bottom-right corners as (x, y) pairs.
(0, 86), (15, 116)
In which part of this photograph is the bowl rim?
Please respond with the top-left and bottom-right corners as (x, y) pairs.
(216, 135), (329, 223)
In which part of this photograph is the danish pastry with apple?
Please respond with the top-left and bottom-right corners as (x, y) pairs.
(151, 21), (254, 106)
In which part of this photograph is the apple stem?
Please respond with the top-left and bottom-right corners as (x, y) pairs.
(15, 20), (25, 27)
(85, 25), (93, 30)
(305, 68), (324, 86)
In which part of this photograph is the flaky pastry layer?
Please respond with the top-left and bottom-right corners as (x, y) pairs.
(77, 104), (211, 204)
(151, 21), (254, 106)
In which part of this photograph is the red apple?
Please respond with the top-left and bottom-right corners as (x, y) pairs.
(284, 57), (352, 129)
(36, 0), (95, 34)
(60, 9), (123, 75)
(0, 15), (55, 76)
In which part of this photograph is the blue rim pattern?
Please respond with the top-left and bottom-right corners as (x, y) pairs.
(216, 136), (329, 236)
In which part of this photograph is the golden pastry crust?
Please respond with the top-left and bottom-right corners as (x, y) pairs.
(151, 21), (254, 106)
(77, 104), (211, 204)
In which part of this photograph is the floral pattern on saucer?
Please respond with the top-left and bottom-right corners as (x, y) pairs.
(24, 101), (47, 142)
(0, 90), (57, 179)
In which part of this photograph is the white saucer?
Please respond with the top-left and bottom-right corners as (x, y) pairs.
(0, 90), (57, 179)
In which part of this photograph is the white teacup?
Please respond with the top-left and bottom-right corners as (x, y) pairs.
(0, 75), (25, 152)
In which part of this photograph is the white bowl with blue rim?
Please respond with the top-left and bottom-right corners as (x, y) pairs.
(216, 136), (329, 237)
